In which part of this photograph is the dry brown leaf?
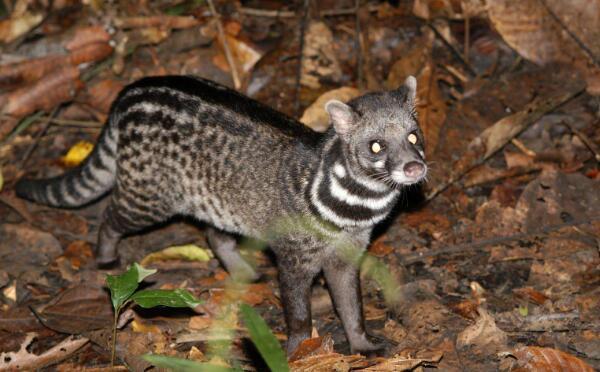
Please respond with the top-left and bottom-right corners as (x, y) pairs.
(300, 87), (360, 132)
(80, 79), (125, 116)
(368, 235), (394, 257)
(65, 25), (111, 51)
(34, 284), (113, 334)
(363, 352), (443, 371)
(448, 299), (479, 320)
(456, 307), (507, 354)
(512, 287), (549, 305)
(301, 21), (343, 89)
(290, 352), (364, 372)
(1, 65), (84, 118)
(289, 334), (335, 362)
(188, 315), (213, 330)
(505, 346), (595, 372)
(0, 11), (43, 43)
(131, 319), (162, 334)
(487, 0), (600, 94)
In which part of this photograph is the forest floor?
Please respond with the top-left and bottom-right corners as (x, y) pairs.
(0, 0), (599, 371)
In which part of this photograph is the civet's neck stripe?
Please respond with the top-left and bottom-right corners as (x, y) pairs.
(308, 138), (399, 229)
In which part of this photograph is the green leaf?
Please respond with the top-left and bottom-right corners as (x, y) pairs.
(131, 288), (203, 309)
(142, 354), (237, 372)
(141, 244), (213, 266)
(0, 166), (3, 192)
(239, 304), (289, 372)
(105, 263), (156, 310)
(518, 304), (529, 317)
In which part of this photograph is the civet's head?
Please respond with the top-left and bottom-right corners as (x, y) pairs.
(325, 76), (427, 188)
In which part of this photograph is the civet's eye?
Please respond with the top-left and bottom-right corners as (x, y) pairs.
(408, 132), (418, 145)
(370, 141), (383, 154)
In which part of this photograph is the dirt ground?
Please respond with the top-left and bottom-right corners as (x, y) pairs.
(0, 0), (599, 371)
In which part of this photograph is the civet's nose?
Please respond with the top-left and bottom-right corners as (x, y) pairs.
(403, 161), (425, 178)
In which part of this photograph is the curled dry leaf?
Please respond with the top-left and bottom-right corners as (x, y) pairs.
(1, 65), (84, 118)
(65, 25), (111, 51)
(487, 0), (600, 95)
(504, 346), (595, 372)
(0, 42), (111, 89)
(300, 87), (360, 132)
(456, 307), (508, 354)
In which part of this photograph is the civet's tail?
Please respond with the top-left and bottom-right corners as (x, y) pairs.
(16, 119), (118, 207)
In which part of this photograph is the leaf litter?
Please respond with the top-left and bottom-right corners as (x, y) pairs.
(0, 0), (599, 371)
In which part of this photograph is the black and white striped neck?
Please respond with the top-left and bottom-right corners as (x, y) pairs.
(307, 138), (399, 230)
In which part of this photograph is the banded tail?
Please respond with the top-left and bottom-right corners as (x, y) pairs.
(16, 119), (118, 208)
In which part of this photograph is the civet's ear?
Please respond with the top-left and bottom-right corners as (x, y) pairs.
(325, 99), (355, 136)
(403, 75), (417, 105)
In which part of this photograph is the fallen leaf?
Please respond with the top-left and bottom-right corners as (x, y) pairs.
(140, 244), (213, 265)
(300, 87), (360, 132)
(368, 235), (394, 257)
(131, 319), (162, 334)
(487, 0), (600, 94)
(301, 21), (343, 89)
(504, 346), (595, 372)
(34, 284), (113, 333)
(188, 315), (213, 330)
(61, 141), (94, 167)
(456, 307), (508, 354)
(289, 334), (335, 362)
(0, 11), (43, 43)
(513, 287), (549, 305)
(1, 65), (84, 119)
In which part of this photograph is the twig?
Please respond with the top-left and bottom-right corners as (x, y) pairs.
(401, 218), (600, 264)
(207, 0), (241, 90)
(19, 107), (60, 168)
(1, 114), (103, 128)
(321, 3), (378, 16)
(0, 111), (44, 145)
(563, 121), (600, 163)
(511, 138), (537, 157)
(294, 0), (311, 117)
(239, 7), (295, 18)
(427, 22), (476, 77)
(538, 0), (600, 68)
(425, 86), (585, 202)
(238, 4), (379, 18)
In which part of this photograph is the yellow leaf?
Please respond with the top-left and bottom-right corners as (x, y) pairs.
(141, 244), (213, 265)
(61, 141), (94, 167)
(132, 319), (162, 334)
(0, 166), (3, 192)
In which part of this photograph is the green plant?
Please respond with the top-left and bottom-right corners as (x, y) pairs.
(105, 263), (202, 365)
(239, 303), (289, 372)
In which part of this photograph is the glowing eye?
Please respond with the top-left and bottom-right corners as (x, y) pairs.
(408, 133), (418, 144)
(371, 141), (382, 154)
